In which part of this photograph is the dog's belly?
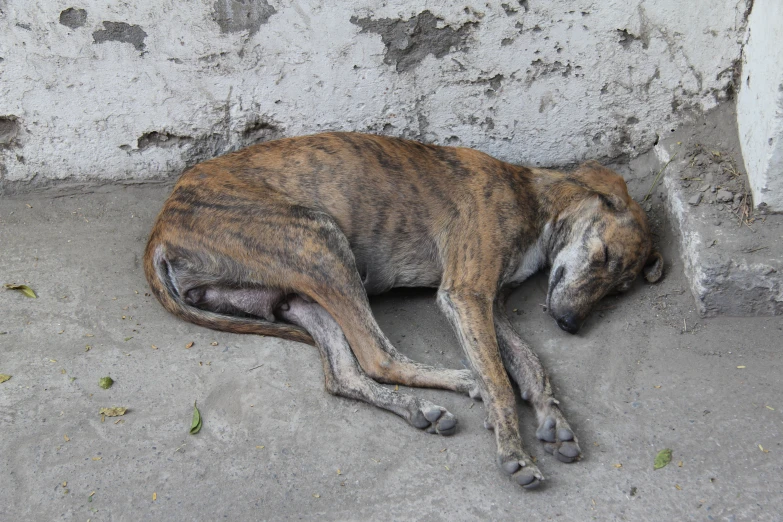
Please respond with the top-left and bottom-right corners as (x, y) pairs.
(351, 238), (442, 295)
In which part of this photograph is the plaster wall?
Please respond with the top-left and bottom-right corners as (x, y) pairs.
(737, 0), (783, 212)
(0, 1), (750, 187)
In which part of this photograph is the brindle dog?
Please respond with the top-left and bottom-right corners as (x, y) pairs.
(144, 132), (663, 489)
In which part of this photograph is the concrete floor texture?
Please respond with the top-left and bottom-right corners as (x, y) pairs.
(2, 127), (782, 520)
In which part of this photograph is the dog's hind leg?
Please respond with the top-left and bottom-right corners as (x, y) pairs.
(494, 297), (582, 463)
(278, 295), (458, 435)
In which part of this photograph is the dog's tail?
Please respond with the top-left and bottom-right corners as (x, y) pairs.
(143, 242), (316, 346)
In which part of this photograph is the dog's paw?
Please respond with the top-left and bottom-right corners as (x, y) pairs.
(537, 416), (581, 463)
(410, 404), (458, 436)
(498, 452), (544, 489)
(454, 368), (482, 400)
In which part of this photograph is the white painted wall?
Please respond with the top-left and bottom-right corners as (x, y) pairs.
(737, 0), (783, 212)
(0, 1), (750, 188)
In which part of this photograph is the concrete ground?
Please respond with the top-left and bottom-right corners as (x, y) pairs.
(1, 171), (782, 521)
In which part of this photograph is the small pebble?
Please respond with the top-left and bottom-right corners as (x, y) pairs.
(716, 189), (734, 202)
(688, 193), (702, 206)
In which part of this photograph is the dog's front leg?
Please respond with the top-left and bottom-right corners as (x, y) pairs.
(437, 289), (543, 489)
(494, 296), (582, 463)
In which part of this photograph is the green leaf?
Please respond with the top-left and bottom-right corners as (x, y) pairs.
(190, 402), (202, 435)
(0, 374), (11, 384)
(98, 376), (114, 389)
(4, 283), (37, 298)
(654, 448), (673, 470)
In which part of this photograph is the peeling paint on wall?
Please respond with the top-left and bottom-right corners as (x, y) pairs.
(212, 0), (277, 34)
(0, 116), (20, 148)
(92, 21), (147, 51)
(350, 11), (476, 72)
(59, 8), (87, 29)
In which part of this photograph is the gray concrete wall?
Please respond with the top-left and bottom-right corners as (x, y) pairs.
(737, 0), (783, 212)
(0, 1), (751, 189)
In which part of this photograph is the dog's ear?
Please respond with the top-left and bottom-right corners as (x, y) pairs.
(643, 251), (664, 283)
(573, 161), (630, 210)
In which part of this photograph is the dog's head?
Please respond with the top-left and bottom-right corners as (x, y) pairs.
(546, 161), (663, 334)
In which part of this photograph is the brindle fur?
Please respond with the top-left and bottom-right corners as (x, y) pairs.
(144, 132), (663, 489)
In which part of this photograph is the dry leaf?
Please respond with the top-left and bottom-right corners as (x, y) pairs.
(336, 469), (341, 475)
(256, 445), (265, 449)
(675, 484), (682, 490)
(444, 465), (450, 471)
(737, 366), (746, 369)
(62, 481), (67, 487)
(766, 405), (775, 411)
(85, 345), (92, 352)
(185, 342), (194, 349)
(613, 463), (622, 468)
(210, 342), (218, 346)
(654, 385), (662, 389)
(92, 457), (102, 461)
(0, 374), (11, 384)
(313, 494), (320, 498)
(64, 434), (70, 442)
(4, 283), (37, 298)
(678, 461), (683, 467)
(759, 444), (769, 453)
(99, 407), (127, 417)
(151, 345), (158, 350)
(152, 492), (157, 501)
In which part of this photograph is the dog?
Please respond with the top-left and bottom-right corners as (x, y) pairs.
(144, 132), (663, 489)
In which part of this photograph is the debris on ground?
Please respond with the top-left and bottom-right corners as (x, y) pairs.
(190, 402), (202, 434)
(99, 407), (127, 417)
(4, 283), (37, 298)
(654, 448), (673, 470)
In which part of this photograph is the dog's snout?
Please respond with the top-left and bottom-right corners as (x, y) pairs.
(557, 313), (580, 334)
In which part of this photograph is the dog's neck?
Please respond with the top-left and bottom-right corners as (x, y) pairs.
(523, 167), (592, 266)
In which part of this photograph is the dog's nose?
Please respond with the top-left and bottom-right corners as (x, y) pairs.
(557, 313), (580, 334)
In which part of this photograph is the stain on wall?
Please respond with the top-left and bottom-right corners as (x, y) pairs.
(92, 21), (147, 51)
(350, 10), (476, 72)
(212, 0), (277, 34)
